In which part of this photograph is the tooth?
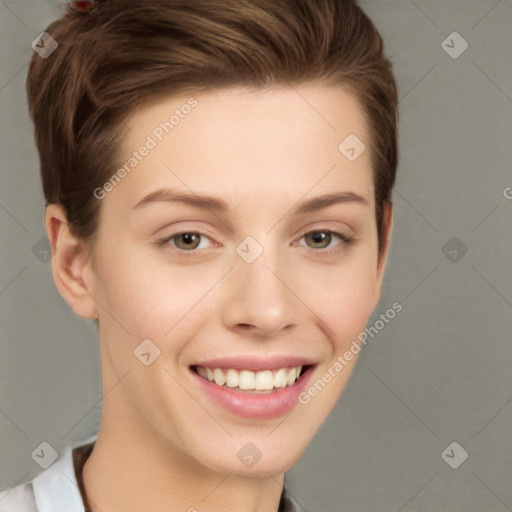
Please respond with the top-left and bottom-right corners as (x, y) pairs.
(238, 370), (256, 390)
(255, 370), (274, 390)
(201, 365), (307, 390)
(273, 368), (287, 388)
(286, 367), (297, 385)
(226, 369), (239, 388)
(213, 368), (226, 386)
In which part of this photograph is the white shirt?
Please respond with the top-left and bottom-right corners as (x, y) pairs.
(0, 435), (305, 511)
(0, 434), (97, 512)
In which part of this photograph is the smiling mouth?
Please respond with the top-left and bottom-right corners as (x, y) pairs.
(191, 365), (310, 394)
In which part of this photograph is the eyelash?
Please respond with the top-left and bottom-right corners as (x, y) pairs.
(158, 229), (356, 257)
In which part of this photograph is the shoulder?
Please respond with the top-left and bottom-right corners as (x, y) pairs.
(0, 480), (39, 511)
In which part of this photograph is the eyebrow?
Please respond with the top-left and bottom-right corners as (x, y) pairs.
(132, 188), (369, 214)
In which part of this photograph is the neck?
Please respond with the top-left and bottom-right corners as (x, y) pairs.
(81, 393), (285, 512)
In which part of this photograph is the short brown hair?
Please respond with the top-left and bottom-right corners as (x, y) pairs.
(26, 0), (398, 252)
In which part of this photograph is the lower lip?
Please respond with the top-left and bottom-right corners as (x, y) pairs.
(189, 366), (315, 420)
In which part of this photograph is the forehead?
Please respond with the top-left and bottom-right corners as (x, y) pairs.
(106, 84), (374, 216)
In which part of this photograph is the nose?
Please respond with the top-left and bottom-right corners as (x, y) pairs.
(220, 247), (300, 338)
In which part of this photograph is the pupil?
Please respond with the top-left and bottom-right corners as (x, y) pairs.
(181, 233), (198, 248)
(309, 231), (329, 248)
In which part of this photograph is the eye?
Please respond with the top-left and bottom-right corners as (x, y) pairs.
(298, 230), (355, 252)
(158, 229), (355, 256)
(160, 231), (213, 254)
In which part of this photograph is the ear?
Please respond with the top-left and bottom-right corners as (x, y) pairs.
(44, 204), (98, 320)
(372, 201), (393, 306)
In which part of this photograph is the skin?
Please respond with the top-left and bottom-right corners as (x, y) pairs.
(45, 83), (392, 512)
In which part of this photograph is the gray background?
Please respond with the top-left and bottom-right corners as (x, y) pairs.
(1, 1), (511, 511)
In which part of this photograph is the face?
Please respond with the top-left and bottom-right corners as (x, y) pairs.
(80, 84), (391, 476)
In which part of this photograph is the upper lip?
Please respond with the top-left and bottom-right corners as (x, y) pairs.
(191, 355), (317, 371)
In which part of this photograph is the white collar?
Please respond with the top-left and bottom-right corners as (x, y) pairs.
(31, 435), (97, 512)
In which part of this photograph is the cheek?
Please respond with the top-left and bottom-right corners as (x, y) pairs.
(310, 254), (378, 349)
(94, 235), (378, 351)
(94, 244), (212, 337)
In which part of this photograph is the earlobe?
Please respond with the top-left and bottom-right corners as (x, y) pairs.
(44, 204), (98, 320)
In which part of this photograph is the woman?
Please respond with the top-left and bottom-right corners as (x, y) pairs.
(0, 0), (398, 510)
